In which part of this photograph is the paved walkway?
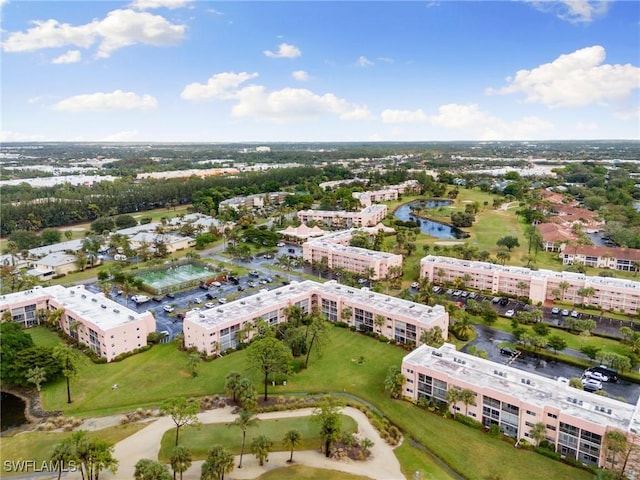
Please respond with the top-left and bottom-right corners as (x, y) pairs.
(75, 406), (402, 480)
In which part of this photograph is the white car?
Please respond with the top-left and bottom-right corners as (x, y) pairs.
(204, 302), (216, 309)
(162, 305), (175, 313)
(411, 282), (420, 289)
(276, 242), (285, 247)
(584, 371), (609, 382)
(551, 307), (560, 314)
(218, 298), (227, 304)
(582, 378), (603, 391)
(504, 309), (515, 317)
(570, 310), (580, 318)
(561, 309), (570, 316)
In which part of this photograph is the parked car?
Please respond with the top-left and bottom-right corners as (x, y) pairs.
(432, 286), (442, 293)
(468, 292), (477, 299)
(583, 371), (609, 382)
(570, 310), (580, 318)
(166, 292), (176, 299)
(499, 297), (509, 306)
(153, 295), (164, 302)
(276, 242), (285, 247)
(206, 292), (217, 300)
(411, 282), (420, 289)
(446, 289), (454, 295)
(561, 309), (570, 316)
(586, 366), (618, 383)
(218, 298), (227, 304)
(551, 307), (560, 314)
(504, 309), (515, 317)
(460, 291), (469, 298)
(204, 302), (216, 309)
(582, 378), (603, 391)
(249, 271), (260, 277)
(500, 347), (520, 356)
(194, 298), (203, 304)
(492, 297), (501, 303)
(163, 305), (175, 313)
(237, 285), (245, 291)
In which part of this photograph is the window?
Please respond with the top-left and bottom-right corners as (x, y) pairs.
(547, 413), (558, 419)
(526, 410), (536, 416)
(546, 425), (556, 431)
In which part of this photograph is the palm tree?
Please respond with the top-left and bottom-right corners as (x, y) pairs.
(251, 435), (273, 466)
(170, 445), (192, 480)
(446, 388), (460, 418)
(201, 445), (234, 480)
(516, 281), (528, 299)
(283, 429), (301, 463)
(374, 314), (386, 334)
(559, 281), (570, 302)
(529, 422), (547, 446)
(187, 352), (200, 378)
(230, 409), (259, 468)
(224, 372), (242, 403)
(459, 389), (476, 416)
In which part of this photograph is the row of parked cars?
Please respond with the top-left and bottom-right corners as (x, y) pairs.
(581, 365), (619, 392)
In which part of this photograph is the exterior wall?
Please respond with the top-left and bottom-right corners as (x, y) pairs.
(183, 280), (449, 356)
(0, 285), (155, 361)
(402, 344), (640, 469)
(421, 255), (640, 314)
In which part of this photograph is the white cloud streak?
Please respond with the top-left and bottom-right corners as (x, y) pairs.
(1, 8), (186, 58)
(52, 49), (81, 64)
(130, 0), (193, 10)
(356, 56), (374, 67)
(487, 45), (640, 109)
(52, 90), (158, 112)
(381, 109), (427, 123)
(263, 42), (301, 59)
(526, 0), (610, 24)
(181, 72), (259, 100)
(292, 70), (310, 81)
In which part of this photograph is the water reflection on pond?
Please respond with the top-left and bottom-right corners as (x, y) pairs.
(394, 200), (469, 239)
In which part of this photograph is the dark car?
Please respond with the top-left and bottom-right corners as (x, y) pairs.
(499, 297), (509, 306)
(206, 292), (217, 300)
(586, 365), (618, 383)
(228, 275), (240, 285)
(166, 292), (176, 299)
(176, 313), (186, 321)
(237, 285), (245, 291)
(152, 295), (164, 302)
(500, 347), (520, 356)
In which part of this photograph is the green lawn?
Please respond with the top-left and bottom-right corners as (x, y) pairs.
(158, 415), (357, 462)
(0, 423), (148, 477)
(28, 323), (592, 480)
(256, 465), (373, 480)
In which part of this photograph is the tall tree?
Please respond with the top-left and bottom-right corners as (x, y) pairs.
(224, 371), (242, 403)
(529, 422), (547, 446)
(384, 365), (406, 399)
(459, 388), (476, 416)
(200, 445), (234, 480)
(283, 429), (301, 463)
(134, 459), (172, 480)
(247, 337), (293, 401)
(26, 366), (47, 391)
(161, 397), (201, 447)
(230, 409), (259, 469)
(251, 435), (273, 466)
(313, 399), (342, 458)
(52, 345), (79, 404)
(303, 309), (328, 368)
(170, 445), (192, 480)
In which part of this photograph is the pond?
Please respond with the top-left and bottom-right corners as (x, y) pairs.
(394, 200), (470, 239)
(1, 392), (27, 431)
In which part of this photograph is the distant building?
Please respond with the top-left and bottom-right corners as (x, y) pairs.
(421, 255), (640, 314)
(561, 245), (640, 272)
(219, 192), (291, 211)
(297, 204), (388, 228)
(302, 227), (401, 280)
(183, 280), (448, 356)
(0, 285), (155, 361)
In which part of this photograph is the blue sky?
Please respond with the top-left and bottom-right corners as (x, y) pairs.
(1, 0), (638, 142)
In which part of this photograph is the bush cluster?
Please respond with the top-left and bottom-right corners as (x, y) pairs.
(120, 408), (158, 424)
(37, 416), (83, 432)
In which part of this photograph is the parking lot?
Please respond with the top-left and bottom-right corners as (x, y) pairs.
(86, 243), (306, 340)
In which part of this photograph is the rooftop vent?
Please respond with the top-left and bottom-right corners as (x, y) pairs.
(113, 309), (120, 314)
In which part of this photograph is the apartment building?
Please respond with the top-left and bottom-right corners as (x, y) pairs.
(402, 343), (640, 470)
(183, 280), (448, 356)
(420, 255), (640, 315)
(353, 189), (399, 207)
(0, 285), (155, 361)
(219, 192), (291, 211)
(562, 245), (640, 272)
(297, 204), (388, 228)
(302, 229), (402, 281)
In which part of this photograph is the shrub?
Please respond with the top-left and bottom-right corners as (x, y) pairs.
(454, 415), (483, 430)
(488, 424), (502, 437)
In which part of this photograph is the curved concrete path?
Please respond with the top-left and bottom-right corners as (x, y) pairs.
(97, 406), (403, 480)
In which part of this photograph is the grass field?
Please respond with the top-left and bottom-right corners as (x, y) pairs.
(25, 325), (592, 480)
(0, 423), (148, 477)
(158, 415), (358, 462)
(255, 465), (373, 480)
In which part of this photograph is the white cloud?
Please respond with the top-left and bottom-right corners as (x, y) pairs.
(381, 109), (427, 123)
(263, 42), (301, 59)
(130, 0), (193, 10)
(356, 56), (374, 67)
(52, 90), (158, 112)
(102, 130), (140, 141)
(292, 70), (309, 81)
(377, 57), (394, 64)
(526, 0), (610, 24)
(427, 103), (553, 140)
(27, 96), (44, 105)
(1, 8), (186, 58)
(231, 86), (372, 122)
(52, 49), (81, 64)
(0, 131), (47, 142)
(487, 45), (640, 109)
(181, 72), (259, 100)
